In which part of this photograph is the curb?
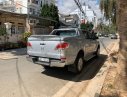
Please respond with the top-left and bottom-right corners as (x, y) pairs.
(79, 41), (119, 97)
(52, 41), (118, 97)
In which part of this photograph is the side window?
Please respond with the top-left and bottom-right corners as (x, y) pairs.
(78, 29), (84, 36)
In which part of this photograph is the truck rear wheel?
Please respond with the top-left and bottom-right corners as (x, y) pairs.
(43, 66), (51, 70)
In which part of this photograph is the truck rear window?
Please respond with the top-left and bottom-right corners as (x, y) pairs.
(51, 30), (77, 36)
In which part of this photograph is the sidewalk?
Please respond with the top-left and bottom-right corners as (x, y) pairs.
(100, 41), (127, 97)
(79, 40), (119, 97)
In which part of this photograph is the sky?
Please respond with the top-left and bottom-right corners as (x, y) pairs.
(0, 0), (102, 18)
(57, 0), (101, 18)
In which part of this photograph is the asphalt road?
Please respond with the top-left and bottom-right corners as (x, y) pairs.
(0, 37), (117, 97)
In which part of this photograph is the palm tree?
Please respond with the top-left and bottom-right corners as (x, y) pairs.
(100, 0), (127, 94)
(117, 0), (127, 71)
(100, 0), (116, 24)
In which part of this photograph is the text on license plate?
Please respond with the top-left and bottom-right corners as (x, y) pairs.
(39, 58), (49, 62)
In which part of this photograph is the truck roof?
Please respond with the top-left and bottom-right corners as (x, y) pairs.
(54, 28), (78, 31)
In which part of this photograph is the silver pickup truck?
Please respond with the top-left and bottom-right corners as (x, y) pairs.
(27, 28), (100, 73)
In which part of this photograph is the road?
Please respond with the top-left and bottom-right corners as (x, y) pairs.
(0, 38), (117, 97)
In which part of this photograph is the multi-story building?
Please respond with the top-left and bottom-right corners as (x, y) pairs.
(0, 0), (55, 15)
(70, 5), (98, 28)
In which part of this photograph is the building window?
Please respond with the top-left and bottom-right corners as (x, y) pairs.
(30, 8), (33, 12)
(18, 26), (24, 34)
(18, 23), (23, 25)
(35, 0), (38, 4)
(11, 25), (15, 34)
(46, 1), (48, 4)
(41, 1), (42, 7)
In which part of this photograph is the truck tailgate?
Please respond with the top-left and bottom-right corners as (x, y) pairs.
(27, 35), (63, 59)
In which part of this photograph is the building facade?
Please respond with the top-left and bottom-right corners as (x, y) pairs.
(0, 10), (26, 43)
(70, 5), (98, 28)
(0, 0), (55, 15)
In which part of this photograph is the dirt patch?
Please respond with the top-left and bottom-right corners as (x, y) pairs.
(100, 65), (119, 97)
(100, 51), (127, 97)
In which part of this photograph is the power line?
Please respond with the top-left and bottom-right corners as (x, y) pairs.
(73, 0), (87, 19)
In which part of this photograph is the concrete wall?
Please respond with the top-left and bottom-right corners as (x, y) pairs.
(0, 34), (22, 44)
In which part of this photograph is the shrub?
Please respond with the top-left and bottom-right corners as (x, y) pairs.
(22, 32), (32, 42)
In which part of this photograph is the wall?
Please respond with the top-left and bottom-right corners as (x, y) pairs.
(0, 34), (22, 44)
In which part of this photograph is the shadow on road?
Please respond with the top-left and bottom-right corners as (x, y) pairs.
(1, 48), (27, 56)
(41, 54), (108, 82)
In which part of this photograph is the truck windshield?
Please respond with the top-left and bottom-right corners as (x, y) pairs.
(51, 30), (77, 36)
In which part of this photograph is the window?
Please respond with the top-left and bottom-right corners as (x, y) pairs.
(11, 25), (15, 34)
(51, 30), (77, 36)
(41, 1), (42, 7)
(18, 23), (23, 25)
(29, 8), (32, 12)
(18, 26), (24, 34)
(35, 0), (38, 4)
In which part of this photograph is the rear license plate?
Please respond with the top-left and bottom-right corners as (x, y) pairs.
(38, 58), (49, 62)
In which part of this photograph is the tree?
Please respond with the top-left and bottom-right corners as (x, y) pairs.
(41, 4), (50, 17)
(80, 22), (94, 31)
(100, 0), (116, 24)
(100, 0), (127, 93)
(40, 4), (59, 28)
(117, 0), (127, 70)
(0, 26), (8, 43)
(0, 27), (6, 36)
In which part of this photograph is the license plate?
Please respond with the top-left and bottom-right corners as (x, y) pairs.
(38, 58), (49, 62)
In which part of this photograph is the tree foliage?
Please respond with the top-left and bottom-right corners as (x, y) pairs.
(80, 22), (94, 31)
(41, 4), (59, 28)
(100, 0), (116, 24)
(0, 27), (6, 36)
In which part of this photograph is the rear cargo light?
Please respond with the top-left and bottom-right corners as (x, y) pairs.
(55, 42), (69, 50)
(27, 42), (32, 47)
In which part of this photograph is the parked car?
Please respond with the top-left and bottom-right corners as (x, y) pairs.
(104, 34), (109, 37)
(27, 28), (100, 73)
(98, 33), (102, 37)
(111, 34), (117, 39)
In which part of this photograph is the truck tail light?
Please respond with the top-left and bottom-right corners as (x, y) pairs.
(27, 42), (32, 47)
(55, 42), (69, 50)
(60, 57), (66, 62)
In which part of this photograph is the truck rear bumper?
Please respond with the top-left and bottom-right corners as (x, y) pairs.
(26, 55), (66, 67)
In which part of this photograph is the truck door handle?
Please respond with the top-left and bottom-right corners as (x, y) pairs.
(40, 43), (45, 45)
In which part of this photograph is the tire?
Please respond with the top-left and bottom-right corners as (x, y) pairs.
(75, 55), (84, 73)
(95, 46), (100, 57)
(43, 66), (51, 70)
